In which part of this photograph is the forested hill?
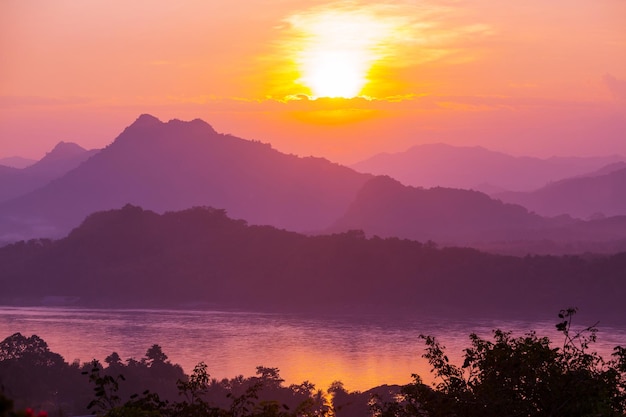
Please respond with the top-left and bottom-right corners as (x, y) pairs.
(1, 205), (624, 322)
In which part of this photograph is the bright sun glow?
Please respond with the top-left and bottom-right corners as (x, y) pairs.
(304, 50), (367, 98)
(287, 10), (399, 98)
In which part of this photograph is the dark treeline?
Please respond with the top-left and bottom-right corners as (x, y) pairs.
(0, 332), (397, 417)
(1, 309), (625, 417)
(1, 205), (626, 321)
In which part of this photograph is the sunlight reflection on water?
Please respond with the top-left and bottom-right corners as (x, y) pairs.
(0, 307), (624, 391)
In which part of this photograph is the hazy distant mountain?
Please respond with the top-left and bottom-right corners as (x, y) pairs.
(0, 141), (98, 204)
(578, 161), (626, 178)
(351, 143), (626, 192)
(495, 167), (626, 219)
(26, 141), (99, 178)
(1, 205), (624, 321)
(329, 175), (626, 252)
(0, 114), (370, 241)
(0, 156), (36, 169)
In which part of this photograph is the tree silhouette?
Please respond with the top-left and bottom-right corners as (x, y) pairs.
(105, 352), (123, 368)
(145, 345), (168, 366)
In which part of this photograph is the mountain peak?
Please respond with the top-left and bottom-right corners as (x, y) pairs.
(40, 142), (89, 163)
(115, 114), (165, 140)
(50, 141), (87, 155)
(165, 117), (217, 134)
(121, 114), (218, 137)
(133, 114), (163, 127)
(21, 141), (96, 177)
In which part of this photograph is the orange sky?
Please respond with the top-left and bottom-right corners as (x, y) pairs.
(1, 0), (625, 163)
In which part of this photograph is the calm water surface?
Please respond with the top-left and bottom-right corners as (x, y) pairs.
(1, 307), (624, 391)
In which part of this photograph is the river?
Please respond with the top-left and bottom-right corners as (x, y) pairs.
(1, 307), (624, 392)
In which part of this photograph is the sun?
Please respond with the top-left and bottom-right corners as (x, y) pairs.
(301, 50), (367, 98)
(286, 10), (397, 99)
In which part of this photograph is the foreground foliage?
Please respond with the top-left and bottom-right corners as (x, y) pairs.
(374, 308), (626, 416)
(1, 309), (624, 417)
(81, 361), (331, 417)
(0, 335), (333, 417)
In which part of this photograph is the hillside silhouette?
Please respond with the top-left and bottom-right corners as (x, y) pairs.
(329, 175), (626, 253)
(495, 166), (626, 219)
(330, 176), (545, 243)
(1, 205), (624, 322)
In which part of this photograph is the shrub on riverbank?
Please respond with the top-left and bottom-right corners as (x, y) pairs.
(373, 308), (626, 416)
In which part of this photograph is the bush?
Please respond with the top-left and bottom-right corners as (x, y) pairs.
(374, 308), (626, 417)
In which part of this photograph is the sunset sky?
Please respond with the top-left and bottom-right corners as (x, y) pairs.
(1, 0), (625, 163)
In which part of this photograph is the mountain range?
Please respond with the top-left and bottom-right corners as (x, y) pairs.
(2, 115), (626, 255)
(351, 143), (626, 192)
(0, 114), (369, 242)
